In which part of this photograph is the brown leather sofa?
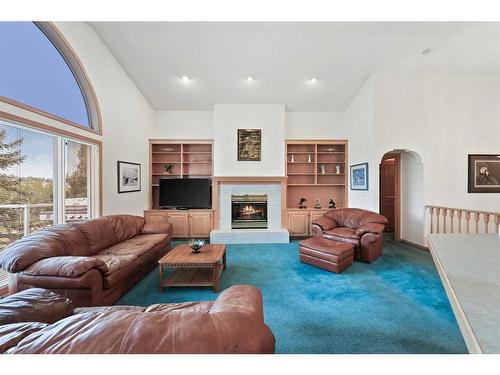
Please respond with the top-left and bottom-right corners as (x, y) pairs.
(311, 208), (388, 263)
(0, 286), (275, 354)
(0, 215), (172, 307)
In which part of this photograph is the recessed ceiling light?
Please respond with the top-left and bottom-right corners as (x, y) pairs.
(180, 75), (191, 83)
(246, 76), (255, 82)
(308, 77), (318, 84)
(422, 48), (434, 55)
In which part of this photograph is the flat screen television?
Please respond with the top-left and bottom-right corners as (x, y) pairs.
(159, 178), (211, 209)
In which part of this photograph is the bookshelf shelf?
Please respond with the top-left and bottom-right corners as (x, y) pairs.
(286, 140), (348, 210)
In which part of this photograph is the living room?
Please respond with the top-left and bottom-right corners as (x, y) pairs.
(1, 0), (500, 373)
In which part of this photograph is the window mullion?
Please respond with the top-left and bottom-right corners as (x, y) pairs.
(55, 138), (66, 224)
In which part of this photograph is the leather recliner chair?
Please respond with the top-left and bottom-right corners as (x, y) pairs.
(311, 208), (388, 263)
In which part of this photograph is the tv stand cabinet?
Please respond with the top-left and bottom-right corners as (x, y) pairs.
(144, 209), (213, 239)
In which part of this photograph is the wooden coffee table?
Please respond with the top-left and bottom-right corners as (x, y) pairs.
(158, 244), (226, 293)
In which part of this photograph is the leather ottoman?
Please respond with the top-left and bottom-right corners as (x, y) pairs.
(299, 237), (354, 273)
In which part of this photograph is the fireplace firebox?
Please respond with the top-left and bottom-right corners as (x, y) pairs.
(231, 194), (268, 229)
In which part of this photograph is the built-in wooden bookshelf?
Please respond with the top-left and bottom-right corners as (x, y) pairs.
(285, 140), (348, 210)
(149, 140), (213, 209)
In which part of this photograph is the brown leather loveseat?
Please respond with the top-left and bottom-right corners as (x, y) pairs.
(0, 286), (275, 354)
(311, 208), (388, 263)
(0, 215), (172, 307)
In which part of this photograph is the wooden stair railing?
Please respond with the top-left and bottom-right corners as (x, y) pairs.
(426, 205), (500, 235)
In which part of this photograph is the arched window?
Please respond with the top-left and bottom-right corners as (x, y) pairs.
(0, 22), (100, 132)
(0, 22), (101, 272)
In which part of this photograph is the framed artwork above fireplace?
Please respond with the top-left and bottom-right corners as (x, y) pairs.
(237, 129), (261, 161)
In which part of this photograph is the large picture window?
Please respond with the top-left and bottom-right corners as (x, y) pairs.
(0, 121), (99, 250)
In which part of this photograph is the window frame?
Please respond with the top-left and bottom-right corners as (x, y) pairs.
(0, 22), (102, 134)
(0, 110), (102, 218)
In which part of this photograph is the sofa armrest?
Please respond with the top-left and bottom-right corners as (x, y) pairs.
(0, 288), (73, 325)
(141, 222), (173, 235)
(355, 223), (386, 236)
(210, 284), (264, 320)
(311, 216), (337, 232)
(21, 256), (108, 278)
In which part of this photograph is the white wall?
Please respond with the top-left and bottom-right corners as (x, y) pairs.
(213, 104), (285, 176)
(154, 110), (213, 139)
(400, 152), (425, 245)
(341, 77), (378, 211)
(56, 22), (155, 216)
(285, 112), (343, 139)
(373, 72), (500, 215)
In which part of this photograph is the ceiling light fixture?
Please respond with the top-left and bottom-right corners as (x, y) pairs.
(180, 75), (191, 83)
(308, 77), (318, 84)
(422, 48), (434, 55)
(246, 76), (255, 83)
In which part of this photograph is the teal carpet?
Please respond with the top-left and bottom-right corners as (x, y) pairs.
(117, 236), (468, 354)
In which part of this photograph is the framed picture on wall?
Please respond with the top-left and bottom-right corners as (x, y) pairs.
(117, 161), (141, 193)
(350, 162), (369, 190)
(468, 154), (500, 193)
(237, 129), (261, 161)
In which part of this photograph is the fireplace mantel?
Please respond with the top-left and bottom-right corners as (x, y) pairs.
(212, 176), (287, 183)
(211, 176), (287, 230)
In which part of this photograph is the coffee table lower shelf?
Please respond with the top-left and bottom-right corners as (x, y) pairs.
(163, 267), (223, 291)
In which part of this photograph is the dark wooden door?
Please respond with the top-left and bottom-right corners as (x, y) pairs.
(380, 158), (396, 232)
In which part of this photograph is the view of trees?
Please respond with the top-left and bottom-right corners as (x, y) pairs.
(66, 142), (88, 199)
(0, 130), (90, 250)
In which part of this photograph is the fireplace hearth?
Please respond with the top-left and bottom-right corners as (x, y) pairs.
(231, 194), (268, 229)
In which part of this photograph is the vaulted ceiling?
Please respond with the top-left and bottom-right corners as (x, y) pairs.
(90, 22), (500, 112)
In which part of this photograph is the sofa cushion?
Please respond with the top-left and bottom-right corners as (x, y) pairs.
(141, 222), (173, 235)
(104, 215), (145, 243)
(99, 244), (165, 290)
(323, 227), (360, 246)
(0, 288), (73, 325)
(325, 227), (359, 240)
(0, 321), (48, 353)
(90, 254), (137, 275)
(22, 256), (108, 278)
(71, 217), (118, 254)
(98, 234), (168, 259)
(0, 224), (90, 273)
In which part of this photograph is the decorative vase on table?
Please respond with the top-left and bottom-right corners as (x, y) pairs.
(188, 239), (205, 253)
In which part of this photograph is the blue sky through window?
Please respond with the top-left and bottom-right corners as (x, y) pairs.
(0, 22), (89, 126)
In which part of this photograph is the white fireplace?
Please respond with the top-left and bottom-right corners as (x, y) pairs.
(210, 177), (289, 244)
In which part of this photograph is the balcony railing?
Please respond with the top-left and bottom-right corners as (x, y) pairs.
(0, 202), (89, 250)
(426, 205), (500, 235)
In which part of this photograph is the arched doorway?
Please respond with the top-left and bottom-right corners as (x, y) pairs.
(379, 150), (424, 246)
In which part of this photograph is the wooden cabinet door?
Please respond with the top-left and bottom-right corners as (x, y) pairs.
(287, 211), (309, 237)
(166, 212), (189, 237)
(309, 211), (326, 235)
(144, 211), (167, 224)
(380, 157), (396, 233)
(188, 212), (212, 238)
